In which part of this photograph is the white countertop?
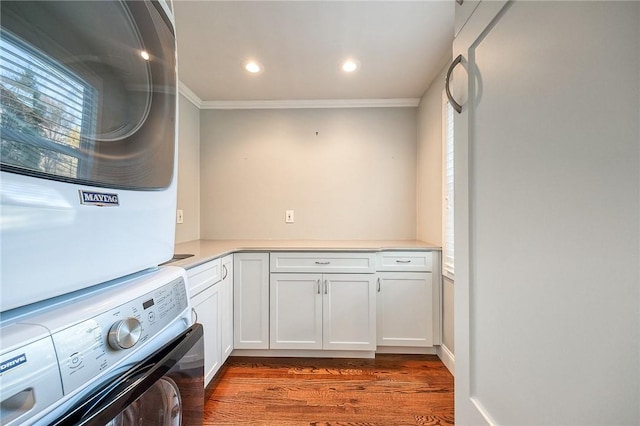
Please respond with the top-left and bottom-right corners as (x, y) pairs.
(170, 239), (441, 269)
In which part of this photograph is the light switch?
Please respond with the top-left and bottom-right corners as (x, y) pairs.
(176, 209), (184, 224)
(285, 210), (294, 223)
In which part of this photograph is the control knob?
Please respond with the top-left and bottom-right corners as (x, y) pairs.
(108, 317), (142, 350)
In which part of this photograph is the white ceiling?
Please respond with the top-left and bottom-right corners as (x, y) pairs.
(173, 1), (454, 105)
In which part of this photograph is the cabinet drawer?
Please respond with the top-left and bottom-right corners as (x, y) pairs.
(376, 251), (433, 272)
(270, 252), (375, 274)
(187, 258), (222, 297)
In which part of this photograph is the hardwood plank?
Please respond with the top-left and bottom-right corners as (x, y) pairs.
(204, 354), (454, 425)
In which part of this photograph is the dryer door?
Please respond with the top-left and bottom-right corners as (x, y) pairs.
(49, 324), (204, 426)
(1, 0), (176, 189)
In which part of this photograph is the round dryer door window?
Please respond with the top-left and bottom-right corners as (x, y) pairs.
(1, 0), (176, 189)
(106, 377), (182, 426)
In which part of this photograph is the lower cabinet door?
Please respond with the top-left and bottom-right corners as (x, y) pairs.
(220, 255), (234, 361)
(323, 274), (376, 351)
(270, 273), (323, 349)
(233, 253), (270, 349)
(376, 272), (433, 347)
(191, 284), (221, 387)
(269, 273), (376, 351)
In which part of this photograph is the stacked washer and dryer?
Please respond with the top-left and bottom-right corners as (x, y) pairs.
(0, 0), (204, 424)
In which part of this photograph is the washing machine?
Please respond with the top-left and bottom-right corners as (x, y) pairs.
(0, 266), (204, 425)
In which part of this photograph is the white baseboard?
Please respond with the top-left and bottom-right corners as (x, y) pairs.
(375, 346), (437, 355)
(231, 349), (376, 359)
(230, 346), (454, 369)
(437, 344), (455, 375)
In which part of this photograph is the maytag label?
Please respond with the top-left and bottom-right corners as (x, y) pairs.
(0, 353), (27, 374)
(79, 190), (120, 207)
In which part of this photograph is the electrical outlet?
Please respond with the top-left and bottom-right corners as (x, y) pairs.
(285, 210), (294, 223)
(176, 209), (184, 224)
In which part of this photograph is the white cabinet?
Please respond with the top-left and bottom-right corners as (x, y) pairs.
(270, 273), (322, 349)
(375, 251), (440, 348)
(187, 258), (221, 297)
(191, 281), (220, 387)
(376, 272), (433, 347)
(270, 252), (375, 274)
(220, 254), (233, 360)
(233, 252), (269, 349)
(187, 260), (223, 387)
(376, 251), (433, 272)
(269, 252), (376, 352)
(270, 273), (376, 351)
(322, 274), (376, 350)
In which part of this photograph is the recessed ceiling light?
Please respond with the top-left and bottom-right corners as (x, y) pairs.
(342, 59), (359, 73)
(140, 50), (150, 61)
(244, 61), (262, 74)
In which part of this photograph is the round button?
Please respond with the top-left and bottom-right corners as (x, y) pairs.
(108, 317), (142, 350)
(68, 353), (83, 369)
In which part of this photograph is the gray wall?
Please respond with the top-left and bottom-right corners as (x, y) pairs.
(416, 59), (447, 245)
(199, 108), (418, 240)
(417, 58), (454, 356)
(175, 94), (201, 243)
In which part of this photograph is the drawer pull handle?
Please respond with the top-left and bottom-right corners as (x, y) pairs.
(317, 279), (321, 294)
(315, 261), (331, 265)
(377, 277), (381, 292)
(396, 260), (412, 264)
(324, 279), (328, 294)
(222, 264), (228, 280)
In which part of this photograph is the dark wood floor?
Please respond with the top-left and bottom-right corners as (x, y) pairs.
(204, 354), (454, 426)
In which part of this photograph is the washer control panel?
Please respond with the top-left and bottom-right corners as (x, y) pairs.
(51, 276), (188, 395)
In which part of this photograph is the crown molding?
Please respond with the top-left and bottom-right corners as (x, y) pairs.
(177, 83), (419, 110)
(199, 98), (420, 110)
(178, 81), (202, 109)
